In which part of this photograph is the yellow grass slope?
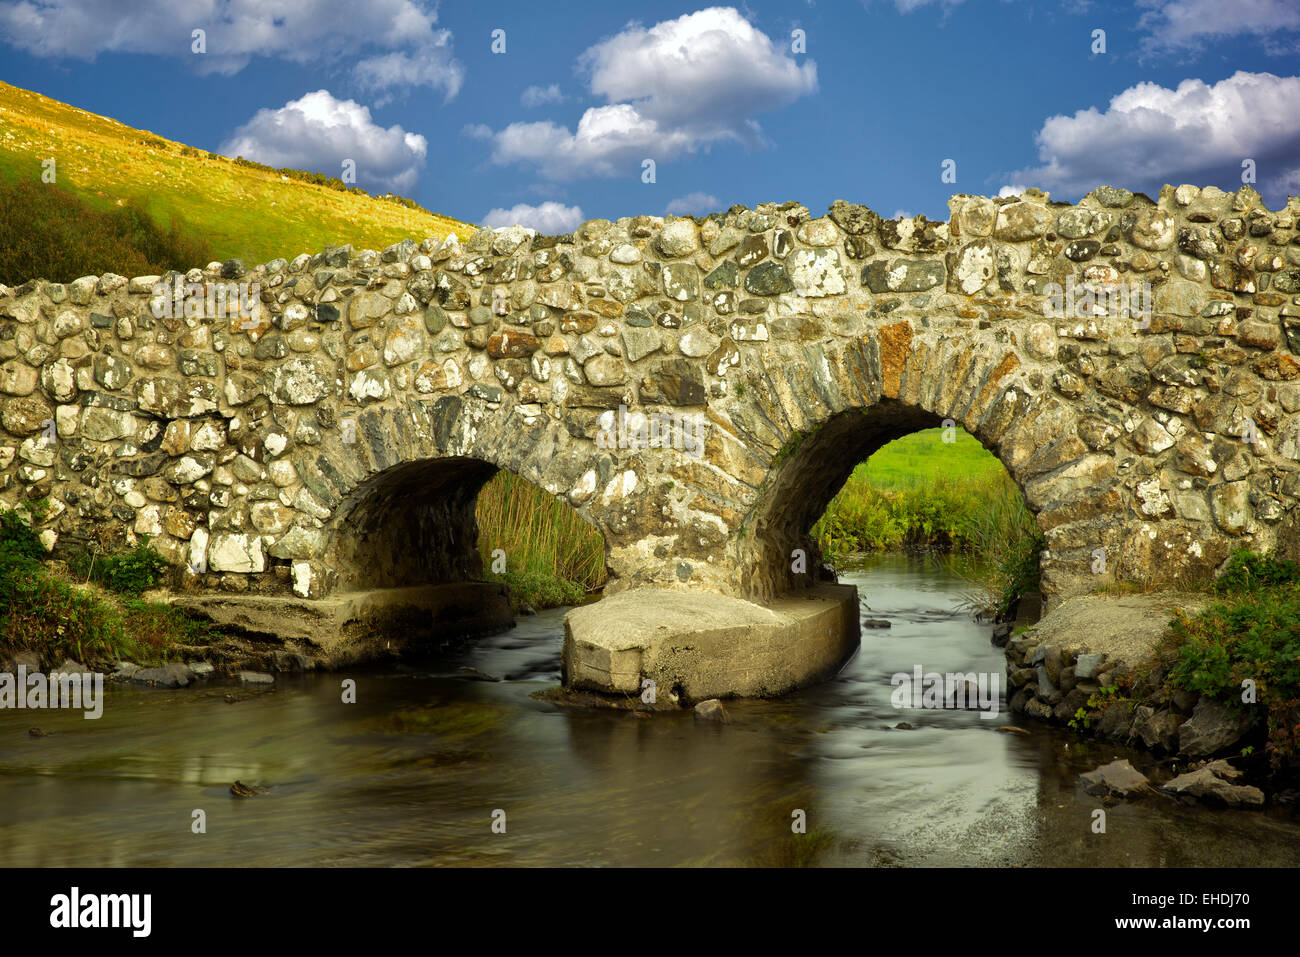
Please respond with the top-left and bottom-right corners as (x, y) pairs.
(0, 80), (476, 267)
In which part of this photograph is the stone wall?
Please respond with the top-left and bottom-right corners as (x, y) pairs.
(2, 183), (1300, 607)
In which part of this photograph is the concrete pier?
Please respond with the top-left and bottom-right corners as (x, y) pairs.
(562, 583), (860, 704)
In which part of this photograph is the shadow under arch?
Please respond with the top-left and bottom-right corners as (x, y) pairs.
(315, 450), (610, 653)
(328, 456), (497, 593)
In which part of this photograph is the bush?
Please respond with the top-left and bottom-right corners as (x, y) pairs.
(0, 180), (214, 283)
(1167, 557), (1300, 768)
(1, 509), (211, 664)
(1214, 549), (1300, 594)
(68, 539), (168, 596)
(0, 504), (46, 569)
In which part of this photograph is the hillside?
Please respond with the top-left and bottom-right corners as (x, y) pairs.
(0, 80), (475, 269)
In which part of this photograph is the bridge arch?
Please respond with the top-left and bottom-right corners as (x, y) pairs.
(4, 183), (1298, 696)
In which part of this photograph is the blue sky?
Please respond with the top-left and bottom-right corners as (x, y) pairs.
(2, 0), (1298, 231)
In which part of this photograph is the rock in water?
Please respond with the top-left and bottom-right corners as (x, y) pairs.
(1162, 761), (1264, 808)
(1079, 758), (1150, 799)
(694, 699), (727, 723)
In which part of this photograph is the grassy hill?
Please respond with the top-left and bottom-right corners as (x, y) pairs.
(0, 80), (474, 270)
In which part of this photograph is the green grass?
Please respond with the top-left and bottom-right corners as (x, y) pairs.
(855, 427), (1009, 489)
(0, 504), (217, 666)
(0, 179), (217, 284)
(475, 471), (606, 611)
(1161, 551), (1300, 769)
(0, 79), (474, 272)
(812, 428), (1043, 618)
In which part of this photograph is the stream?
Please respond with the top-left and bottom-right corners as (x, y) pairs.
(3, 552), (1299, 867)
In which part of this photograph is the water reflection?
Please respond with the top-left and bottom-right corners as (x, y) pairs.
(1, 553), (1298, 866)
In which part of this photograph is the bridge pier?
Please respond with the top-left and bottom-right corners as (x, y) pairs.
(562, 583), (860, 704)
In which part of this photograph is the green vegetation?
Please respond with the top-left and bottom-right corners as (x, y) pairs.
(0, 180), (216, 284)
(1069, 684), (1119, 733)
(1163, 550), (1300, 768)
(0, 79), (474, 270)
(67, 538), (168, 596)
(475, 471), (606, 611)
(0, 503), (214, 667)
(812, 428), (1043, 619)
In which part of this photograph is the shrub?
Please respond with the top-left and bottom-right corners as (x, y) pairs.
(1213, 549), (1300, 594)
(1167, 565), (1300, 768)
(0, 180), (214, 283)
(68, 539), (169, 596)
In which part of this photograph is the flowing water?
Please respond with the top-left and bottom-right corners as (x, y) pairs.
(3, 552), (1299, 867)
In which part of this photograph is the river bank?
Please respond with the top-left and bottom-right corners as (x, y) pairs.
(999, 551), (1300, 805)
(5, 553), (1298, 868)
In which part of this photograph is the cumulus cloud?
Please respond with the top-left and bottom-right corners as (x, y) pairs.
(521, 84), (565, 108)
(220, 90), (428, 195)
(1137, 0), (1300, 56)
(1007, 71), (1300, 207)
(997, 185), (1026, 198)
(665, 192), (721, 216)
(0, 0), (463, 98)
(482, 202), (584, 234)
(480, 7), (817, 180)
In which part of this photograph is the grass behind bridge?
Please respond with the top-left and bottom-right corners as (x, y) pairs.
(479, 428), (1042, 616)
(0, 80), (475, 277)
(810, 428), (1043, 618)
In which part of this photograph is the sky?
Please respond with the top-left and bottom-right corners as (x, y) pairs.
(1, 0), (1298, 232)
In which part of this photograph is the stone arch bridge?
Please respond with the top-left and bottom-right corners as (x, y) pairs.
(3, 184), (1300, 701)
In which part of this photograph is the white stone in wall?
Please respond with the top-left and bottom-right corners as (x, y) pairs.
(208, 533), (266, 573)
(291, 561), (314, 598)
(787, 248), (846, 297)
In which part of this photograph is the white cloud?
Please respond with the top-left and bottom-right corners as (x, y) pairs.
(354, 36), (463, 104)
(482, 202), (584, 234)
(1008, 71), (1300, 207)
(1137, 0), (1300, 56)
(665, 192), (720, 216)
(522, 84), (565, 108)
(0, 0), (463, 98)
(890, 209), (913, 219)
(220, 90), (428, 195)
(481, 7), (817, 180)
(997, 185), (1026, 198)
(579, 7), (817, 132)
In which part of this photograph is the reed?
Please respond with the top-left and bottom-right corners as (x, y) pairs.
(475, 471), (606, 610)
(812, 429), (1043, 618)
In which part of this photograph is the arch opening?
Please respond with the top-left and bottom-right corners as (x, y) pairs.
(741, 400), (1042, 618)
(318, 456), (609, 653)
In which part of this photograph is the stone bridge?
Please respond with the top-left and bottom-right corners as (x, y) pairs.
(3, 184), (1300, 701)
